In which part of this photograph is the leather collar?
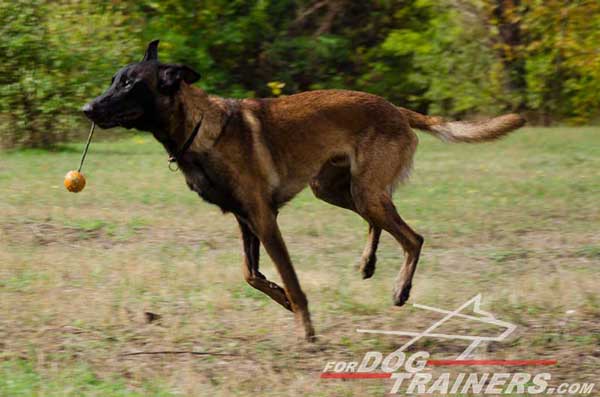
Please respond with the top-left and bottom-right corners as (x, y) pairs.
(168, 114), (204, 169)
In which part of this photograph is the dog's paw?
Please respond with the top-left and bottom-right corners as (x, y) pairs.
(393, 283), (412, 306)
(358, 254), (377, 279)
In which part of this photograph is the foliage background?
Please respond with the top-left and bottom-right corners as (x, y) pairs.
(1, 0), (599, 147)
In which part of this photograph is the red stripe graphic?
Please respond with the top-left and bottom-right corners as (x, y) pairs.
(426, 359), (557, 366)
(320, 373), (391, 379)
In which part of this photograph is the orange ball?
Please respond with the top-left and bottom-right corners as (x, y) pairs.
(64, 170), (86, 193)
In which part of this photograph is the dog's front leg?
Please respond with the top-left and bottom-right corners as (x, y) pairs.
(237, 216), (292, 311)
(247, 206), (316, 342)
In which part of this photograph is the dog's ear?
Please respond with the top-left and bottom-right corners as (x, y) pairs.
(142, 39), (160, 62)
(158, 64), (201, 92)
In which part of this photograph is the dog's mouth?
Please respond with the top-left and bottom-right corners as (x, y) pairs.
(88, 110), (144, 129)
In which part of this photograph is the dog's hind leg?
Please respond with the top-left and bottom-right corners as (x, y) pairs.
(236, 216), (292, 311)
(351, 130), (423, 306)
(310, 161), (381, 278)
(359, 225), (381, 279)
(351, 181), (423, 306)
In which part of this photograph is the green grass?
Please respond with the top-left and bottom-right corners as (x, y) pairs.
(0, 361), (173, 397)
(0, 127), (598, 395)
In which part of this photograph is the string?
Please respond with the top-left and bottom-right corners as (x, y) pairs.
(77, 122), (95, 172)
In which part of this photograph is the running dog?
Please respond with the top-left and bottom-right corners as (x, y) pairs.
(83, 40), (525, 341)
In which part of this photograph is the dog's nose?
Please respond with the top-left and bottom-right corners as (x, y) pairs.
(82, 103), (94, 117)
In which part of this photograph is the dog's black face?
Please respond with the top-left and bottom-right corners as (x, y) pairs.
(82, 40), (200, 130)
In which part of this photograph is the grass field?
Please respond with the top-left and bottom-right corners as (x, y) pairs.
(1, 127), (598, 396)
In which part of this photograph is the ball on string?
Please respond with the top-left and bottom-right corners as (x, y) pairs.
(64, 122), (95, 193)
(64, 170), (86, 193)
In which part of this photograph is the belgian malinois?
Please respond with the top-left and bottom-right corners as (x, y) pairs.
(83, 40), (525, 341)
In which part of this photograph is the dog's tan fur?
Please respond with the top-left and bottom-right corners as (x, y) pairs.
(161, 85), (525, 341)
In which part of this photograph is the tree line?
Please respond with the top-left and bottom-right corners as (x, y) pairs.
(1, 0), (599, 148)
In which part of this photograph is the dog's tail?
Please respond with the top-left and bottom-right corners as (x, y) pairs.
(399, 107), (526, 143)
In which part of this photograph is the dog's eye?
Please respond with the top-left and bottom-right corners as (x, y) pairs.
(124, 79), (133, 88)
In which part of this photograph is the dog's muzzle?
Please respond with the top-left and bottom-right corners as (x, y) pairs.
(82, 102), (94, 118)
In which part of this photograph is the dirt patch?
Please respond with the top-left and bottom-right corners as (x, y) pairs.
(0, 220), (212, 249)
(2, 220), (108, 246)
